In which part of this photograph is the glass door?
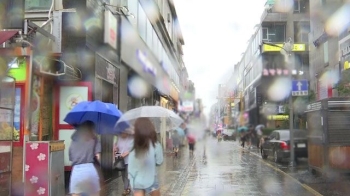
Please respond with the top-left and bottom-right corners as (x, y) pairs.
(0, 76), (15, 196)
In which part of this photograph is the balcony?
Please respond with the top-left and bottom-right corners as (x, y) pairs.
(260, 1), (288, 22)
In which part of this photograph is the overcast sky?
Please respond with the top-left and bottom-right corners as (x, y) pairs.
(174, 0), (265, 116)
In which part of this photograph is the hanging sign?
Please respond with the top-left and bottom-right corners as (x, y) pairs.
(104, 11), (117, 49)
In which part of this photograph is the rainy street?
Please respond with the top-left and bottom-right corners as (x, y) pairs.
(4, 0), (350, 195)
(104, 137), (316, 196)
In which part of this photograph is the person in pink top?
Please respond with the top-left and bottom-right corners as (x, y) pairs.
(187, 134), (196, 156)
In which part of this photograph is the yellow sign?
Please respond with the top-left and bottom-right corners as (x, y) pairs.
(267, 115), (289, 120)
(262, 44), (306, 52)
(344, 61), (350, 71)
(231, 103), (235, 107)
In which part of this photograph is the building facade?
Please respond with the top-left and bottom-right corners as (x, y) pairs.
(309, 0), (344, 100)
(229, 0), (311, 128)
(0, 0), (190, 192)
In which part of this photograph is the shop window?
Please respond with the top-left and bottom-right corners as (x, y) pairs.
(263, 54), (285, 69)
(25, 0), (53, 11)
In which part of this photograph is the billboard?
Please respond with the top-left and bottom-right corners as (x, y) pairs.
(178, 100), (194, 112)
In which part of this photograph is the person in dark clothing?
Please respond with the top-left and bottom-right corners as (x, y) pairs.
(247, 125), (256, 149)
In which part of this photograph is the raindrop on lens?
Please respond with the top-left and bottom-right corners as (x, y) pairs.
(128, 76), (149, 98)
(267, 78), (291, 101)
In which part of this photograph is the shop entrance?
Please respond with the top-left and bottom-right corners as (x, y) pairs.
(96, 78), (115, 181)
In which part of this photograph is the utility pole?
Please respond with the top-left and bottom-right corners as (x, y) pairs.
(283, 39), (296, 167)
(263, 37), (296, 167)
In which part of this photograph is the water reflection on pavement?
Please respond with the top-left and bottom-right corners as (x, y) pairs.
(106, 137), (316, 196)
(159, 137), (314, 196)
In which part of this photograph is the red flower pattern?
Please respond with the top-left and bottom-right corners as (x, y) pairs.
(25, 142), (49, 196)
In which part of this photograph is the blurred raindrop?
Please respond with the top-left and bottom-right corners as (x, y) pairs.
(319, 70), (339, 88)
(84, 17), (101, 31)
(262, 177), (281, 194)
(274, 0), (294, 13)
(128, 75), (149, 98)
(267, 77), (292, 101)
(325, 3), (350, 36)
(329, 148), (346, 167)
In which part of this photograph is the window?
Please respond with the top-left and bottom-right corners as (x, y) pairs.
(262, 28), (268, 40)
(146, 20), (153, 48)
(128, 0), (138, 28)
(138, 3), (147, 41)
(294, 0), (309, 13)
(263, 54), (285, 69)
(324, 41), (329, 64)
(294, 22), (310, 42)
(262, 24), (286, 42)
(295, 54), (309, 73)
(25, 0), (53, 11)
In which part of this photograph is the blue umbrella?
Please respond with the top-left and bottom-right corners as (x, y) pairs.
(237, 126), (248, 132)
(64, 100), (129, 134)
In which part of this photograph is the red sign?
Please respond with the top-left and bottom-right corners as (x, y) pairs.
(25, 142), (49, 196)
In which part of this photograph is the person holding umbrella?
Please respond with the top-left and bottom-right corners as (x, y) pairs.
(68, 121), (101, 196)
(114, 127), (134, 195)
(128, 118), (164, 196)
(64, 100), (127, 195)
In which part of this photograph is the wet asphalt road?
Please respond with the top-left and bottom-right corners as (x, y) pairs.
(105, 136), (317, 196)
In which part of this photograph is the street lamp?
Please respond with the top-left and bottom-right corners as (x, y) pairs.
(263, 38), (296, 167)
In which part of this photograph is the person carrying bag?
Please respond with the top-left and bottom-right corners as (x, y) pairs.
(114, 128), (134, 195)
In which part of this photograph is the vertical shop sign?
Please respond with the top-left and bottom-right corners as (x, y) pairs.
(104, 11), (117, 49)
(25, 142), (49, 196)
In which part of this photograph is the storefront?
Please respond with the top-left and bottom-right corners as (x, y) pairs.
(339, 34), (350, 72)
(0, 46), (32, 194)
(120, 16), (170, 97)
(120, 15), (171, 149)
(169, 83), (179, 111)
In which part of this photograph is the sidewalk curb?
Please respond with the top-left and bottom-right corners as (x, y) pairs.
(242, 146), (323, 196)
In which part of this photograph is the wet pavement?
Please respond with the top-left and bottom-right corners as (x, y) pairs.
(104, 136), (317, 196)
(248, 143), (350, 196)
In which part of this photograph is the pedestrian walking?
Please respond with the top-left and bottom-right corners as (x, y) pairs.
(255, 125), (264, 149)
(187, 134), (196, 156)
(128, 117), (164, 196)
(171, 130), (181, 157)
(114, 128), (134, 195)
(247, 125), (256, 149)
(68, 121), (101, 196)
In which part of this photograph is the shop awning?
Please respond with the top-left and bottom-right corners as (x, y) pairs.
(0, 31), (19, 45)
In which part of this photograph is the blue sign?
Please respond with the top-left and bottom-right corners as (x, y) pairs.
(292, 80), (308, 96)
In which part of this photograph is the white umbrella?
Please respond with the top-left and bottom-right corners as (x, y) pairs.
(255, 124), (265, 130)
(115, 106), (184, 132)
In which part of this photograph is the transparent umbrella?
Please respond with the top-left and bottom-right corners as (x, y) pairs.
(115, 106), (184, 133)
